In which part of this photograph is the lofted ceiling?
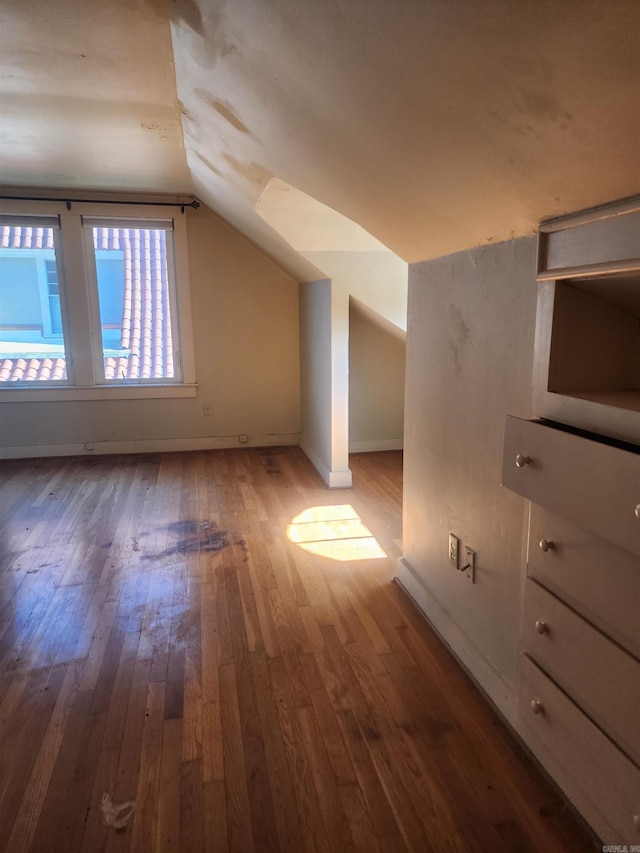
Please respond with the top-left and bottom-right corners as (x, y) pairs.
(255, 179), (390, 254)
(1, 0), (639, 280)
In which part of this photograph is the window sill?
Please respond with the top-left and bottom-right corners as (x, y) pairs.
(0, 383), (198, 402)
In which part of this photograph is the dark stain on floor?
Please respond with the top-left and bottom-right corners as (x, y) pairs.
(260, 453), (281, 476)
(142, 520), (229, 559)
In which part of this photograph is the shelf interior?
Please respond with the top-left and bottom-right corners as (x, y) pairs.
(547, 273), (640, 401)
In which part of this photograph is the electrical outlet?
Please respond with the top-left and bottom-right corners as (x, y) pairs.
(448, 533), (460, 568)
(463, 546), (475, 583)
(238, 434), (249, 444)
(202, 402), (213, 417)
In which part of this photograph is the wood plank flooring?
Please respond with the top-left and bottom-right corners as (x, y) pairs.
(0, 447), (596, 852)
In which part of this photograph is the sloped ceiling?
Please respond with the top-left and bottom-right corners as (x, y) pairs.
(1, 0), (639, 281)
(256, 179), (389, 253)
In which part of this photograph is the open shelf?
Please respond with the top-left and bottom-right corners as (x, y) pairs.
(547, 273), (640, 405)
(533, 198), (640, 447)
(533, 273), (640, 446)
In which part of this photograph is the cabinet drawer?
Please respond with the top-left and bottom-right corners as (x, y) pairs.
(522, 579), (640, 766)
(502, 416), (640, 557)
(528, 505), (640, 660)
(519, 654), (640, 845)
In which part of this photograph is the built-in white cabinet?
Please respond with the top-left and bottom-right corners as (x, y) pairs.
(527, 504), (640, 659)
(502, 415), (640, 556)
(522, 576), (640, 767)
(519, 655), (640, 844)
(532, 196), (640, 445)
(502, 196), (640, 845)
(503, 416), (640, 844)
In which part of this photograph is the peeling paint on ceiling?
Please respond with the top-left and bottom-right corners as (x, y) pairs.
(170, 0), (640, 278)
(1, 0), (639, 282)
(196, 92), (250, 135)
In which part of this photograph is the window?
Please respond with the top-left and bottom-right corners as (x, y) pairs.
(0, 218), (69, 381)
(0, 203), (194, 398)
(84, 220), (178, 382)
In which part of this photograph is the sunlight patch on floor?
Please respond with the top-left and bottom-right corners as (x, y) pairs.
(286, 504), (386, 561)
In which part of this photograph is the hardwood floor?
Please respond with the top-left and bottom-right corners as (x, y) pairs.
(0, 447), (595, 852)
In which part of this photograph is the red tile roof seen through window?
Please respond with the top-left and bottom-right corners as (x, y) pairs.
(0, 225), (174, 382)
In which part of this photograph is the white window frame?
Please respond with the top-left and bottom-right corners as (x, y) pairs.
(82, 216), (183, 386)
(40, 252), (63, 339)
(0, 200), (196, 401)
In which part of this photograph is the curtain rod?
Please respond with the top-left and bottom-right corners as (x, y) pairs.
(0, 196), (200, 214)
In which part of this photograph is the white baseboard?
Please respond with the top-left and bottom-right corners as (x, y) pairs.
(395, 556), (517, 728)
(349, 438), (403, 453)
(300, 442), (353, 489)
(326, 468), (353, 488)
(0, 432), (301, 460)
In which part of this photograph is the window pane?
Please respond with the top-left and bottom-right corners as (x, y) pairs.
(92, 228), (176, 381)
(0, 225), (68, 382)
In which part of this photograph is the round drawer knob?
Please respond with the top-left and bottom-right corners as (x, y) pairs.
(515, 454), (531, 468)
(535, 620), (548, 635)
(635, 505), (640, 519)
(539, 539), (555, 552)
(530, 699), (544, 715)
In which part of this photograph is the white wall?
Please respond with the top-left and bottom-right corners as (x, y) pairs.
(349, 303), (405, 452)
(398, 237), (537, 723)
(298, 279), (352, 488)
(299, 250), (407, 479)
(0, 205), (301, 456)
(299, 279), (332, 478)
